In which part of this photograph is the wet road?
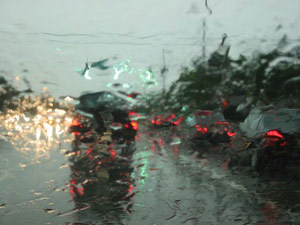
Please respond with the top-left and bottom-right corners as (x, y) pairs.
(1, 126), (300, 224)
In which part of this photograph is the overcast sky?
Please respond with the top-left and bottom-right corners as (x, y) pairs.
(0, 0), (299, 98)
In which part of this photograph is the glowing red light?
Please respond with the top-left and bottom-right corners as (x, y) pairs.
(173, 116), (183, 125)
(280, 141), (287, 147)
(128, 111), (136, 116)
(227, 131), (236, 137)
(131, 121), (138, 131)
(77, 186), (84, 196)
(195, 110), (213, 116)
(73, 131), (80, 136)
(164, 114), (176, 122)
(70, 187), (75, 196)
(87, 148), (93, 155)
(110, 149), (116, 160)
(71, 119), (81, 126)
(164, 116), (171, 122)
(223, 101), (228, 108)
(156, 120), (162, 125)
(216, 121), (230, 125)
(127, 184), (135, 193)
(70, 180), (76, 197)
(124, 124), (130, 128)
(266, 130), (283, 138)
(152, 119), (155, 124)
(197, 127), (208, 134)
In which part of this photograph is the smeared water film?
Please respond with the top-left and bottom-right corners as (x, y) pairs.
(1, 1), (300, 224)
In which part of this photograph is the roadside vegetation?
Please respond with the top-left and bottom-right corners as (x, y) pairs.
(139, 37), (300, 120)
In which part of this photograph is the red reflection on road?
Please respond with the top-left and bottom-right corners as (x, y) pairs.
(70, 180), (85, 197)
(262, 204), (280, 225)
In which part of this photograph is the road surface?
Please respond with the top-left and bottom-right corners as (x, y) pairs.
(0, 126), (299, 224)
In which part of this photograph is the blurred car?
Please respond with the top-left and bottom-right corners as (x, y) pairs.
(151, 113), (183, 128)
(239, 108), (300, 171)
(187, 110), (236, 144)
(76, 91), (136, 114)
(68, 129), (135, 209)
(70, 91), (138, 141)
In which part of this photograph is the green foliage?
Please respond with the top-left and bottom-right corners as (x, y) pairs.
(146, 41), (300, 114)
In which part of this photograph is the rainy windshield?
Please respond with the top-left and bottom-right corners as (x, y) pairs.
(1, 0), (300, 224)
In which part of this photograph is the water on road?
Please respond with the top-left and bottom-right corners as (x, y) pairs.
(0, 126), (300, 224)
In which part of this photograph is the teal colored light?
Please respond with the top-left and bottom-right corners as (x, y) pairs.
(129, 67), (135, 74)
(138, 69), (157, 86)
(134, 151), (151, 188)
(139, 160), (148, 188)
(112, 58), (135, 80)
(113, 66), (124, 80)
(146, 71), (151, 80)
(186, 116), (192, 121)
(74, 67), (81, 72)
(56, 47), (61, 51)
(83, 69), (92, 80)
(111, 58), (158, 87)
(106, 82), (112, 87)
(182, 105), (188, 112)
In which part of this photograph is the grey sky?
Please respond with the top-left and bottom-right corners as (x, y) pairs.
(0, 0), (299, 98)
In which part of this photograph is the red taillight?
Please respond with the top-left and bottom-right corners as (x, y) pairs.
(152, 119), (155, 124)
(265, 130), (283, 138)
(280, 141), (287, 147)
(128, 111), (136, 116)
(127, 184), (135, 193)
(131, 121), (138, 131)
(164, 114), (176, 122)
(227, 131), (236, 137)
(110, 149), (116, 160)
(263, 130), (285, 148)
(73, 131), (80, 136)
(163, 116), (171, 122)
(70, 180), (76, 196)
(156, 120), (162, 125)
(77, 186), (85, 196)
(197, 127), (208, 134)
(70, 180), (84, 197)
(124, 124), (130, 128)
(173, 116), (183, 125)
(87, 148), (93, 155)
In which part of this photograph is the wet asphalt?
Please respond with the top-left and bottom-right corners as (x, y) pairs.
(0, 126), (300, 225)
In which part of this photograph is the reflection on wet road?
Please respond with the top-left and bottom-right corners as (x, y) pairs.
(1, 125), (300, 224)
